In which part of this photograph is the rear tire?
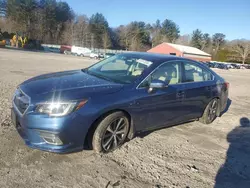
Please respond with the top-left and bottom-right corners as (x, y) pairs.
(199, 98), (219, 124)
(92, 112), (129, 153)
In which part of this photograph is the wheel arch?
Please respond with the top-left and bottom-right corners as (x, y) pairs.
(84, 109), (135, 149)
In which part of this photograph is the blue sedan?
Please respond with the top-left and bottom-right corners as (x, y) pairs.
(11, 53), (229, 153)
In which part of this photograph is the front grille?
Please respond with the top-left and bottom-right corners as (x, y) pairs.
(13, 88), (30, 114)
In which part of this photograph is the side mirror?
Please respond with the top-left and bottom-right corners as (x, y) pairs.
(148, 80), (168, 92)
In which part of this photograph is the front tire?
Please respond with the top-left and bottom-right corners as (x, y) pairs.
(92, 112), (129, 153)
(199, 98), (219, 124)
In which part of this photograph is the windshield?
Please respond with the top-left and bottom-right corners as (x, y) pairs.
(86, 54), (153, 84)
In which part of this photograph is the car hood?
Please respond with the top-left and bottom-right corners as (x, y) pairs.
(19, 70), (123, 102)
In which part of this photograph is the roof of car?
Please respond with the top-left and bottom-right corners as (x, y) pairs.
(121, 52), (193, 64)
(165, 43), (211, 56)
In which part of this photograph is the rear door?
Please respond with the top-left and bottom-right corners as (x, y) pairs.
(181, 61), (214, 120)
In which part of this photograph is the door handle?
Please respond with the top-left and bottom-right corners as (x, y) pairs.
(206, 86), (212, 91)
(176, 91), (185, 98)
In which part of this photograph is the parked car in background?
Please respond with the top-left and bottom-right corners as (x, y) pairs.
(200, 62), (209, 68)
(90, 51), (100, 59)
(207, 62), (215, 68)
(60, 45), (72, 54)
(71, 46), (91, 57)
(99, 53), (104, 59)
(245, 65), (250, 69)
(105, 53), (116, 58)
(225, 64), (234, 69)
(240, 65), (247, 69)
(11, 53), (229, 153)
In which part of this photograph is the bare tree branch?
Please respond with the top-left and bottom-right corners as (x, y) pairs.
(231, 40), (250, 64)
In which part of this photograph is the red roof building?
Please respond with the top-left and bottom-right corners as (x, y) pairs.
(148, 43), (212, 62)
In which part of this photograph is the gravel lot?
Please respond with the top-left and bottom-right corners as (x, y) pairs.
(0, 48), (250, 188)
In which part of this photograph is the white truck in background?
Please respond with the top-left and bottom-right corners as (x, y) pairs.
(71, 46), (91, 57)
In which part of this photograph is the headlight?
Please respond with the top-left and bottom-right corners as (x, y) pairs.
(36, 100), (87, 117)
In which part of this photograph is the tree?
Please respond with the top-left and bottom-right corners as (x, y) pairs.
(212, 33), (226, 54)
(103, 30), (111, 52)
(109, 28), (120, 49)
(0, 0), (6, 17)
(36, 0), (57, 42)
(128, 21), (151, 51)
(191, 29), (203, 49)
(151, 19), (163, 47)
(54, 1), (73, 43)
(231, 40), (250, 64)
(68, 14), (90, 46)
(115, 22), (151, 51)
(215, 49), (231, 62)
(6, 0), (38, 37)
(201, 33), (210, 50)
(89, 13), (109, 48)
(116, 25), (132, 50)
(191, 30), (211, 51)
(175, 34), (191, 46)
(3, 0), (72, 44)
(161, 19), (180, 43)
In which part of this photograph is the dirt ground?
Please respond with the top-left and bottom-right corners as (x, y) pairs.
(0, 48), (250, 188)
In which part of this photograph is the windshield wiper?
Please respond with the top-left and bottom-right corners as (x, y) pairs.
(83, 69), (128, 84)
(85, 70), (114, 82)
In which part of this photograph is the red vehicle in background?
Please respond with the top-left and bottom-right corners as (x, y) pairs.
(60, 45), (72, 54)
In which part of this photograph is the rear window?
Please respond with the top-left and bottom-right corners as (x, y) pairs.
(184, 62), (213, 82)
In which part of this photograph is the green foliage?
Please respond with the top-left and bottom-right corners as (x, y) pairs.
(4, 0), (72, 43)
(161, 19), (180, 43)
(150, 19), (180, 47)
(109, 28), (120, 49)
(212, 33), (226, 50)
(89, 13), (109, 48)
(214, 49), (230, 62)
(2, 0), (232, 53)
(115, 21), (151, 51)
(7, 0), (37, 24)
(56, 2), (73, 22)
(127, 21), (151, 51)
(201, 33), (211, 50)
(191, 29), (202, 49)
(191, 29), (211, 50)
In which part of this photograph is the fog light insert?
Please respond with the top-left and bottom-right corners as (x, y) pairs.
(38, 130), (63, 146)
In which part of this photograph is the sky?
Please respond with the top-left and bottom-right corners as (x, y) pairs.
(68, 0), (250, 40)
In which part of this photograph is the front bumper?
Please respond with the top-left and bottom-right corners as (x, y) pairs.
(11, 107), (89, 153)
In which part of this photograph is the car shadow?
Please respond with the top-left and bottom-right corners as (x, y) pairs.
(220, 98), (232, 116)
(135, 120), (194, 138)
(137, 99), (232, 139)
(214, 117), (250, 188)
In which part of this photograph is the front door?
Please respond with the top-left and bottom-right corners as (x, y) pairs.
(133, 61), (186, 131)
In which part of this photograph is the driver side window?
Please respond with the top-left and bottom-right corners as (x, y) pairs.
(140, 61), (182, 88)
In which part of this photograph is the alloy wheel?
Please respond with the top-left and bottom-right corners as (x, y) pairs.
(102, 117), (128, 151)
(208, 100), (218, 121)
